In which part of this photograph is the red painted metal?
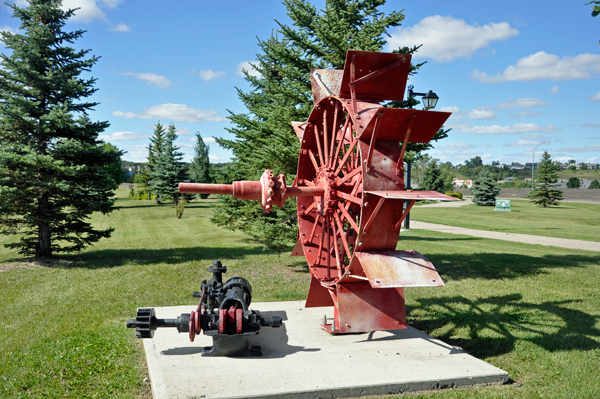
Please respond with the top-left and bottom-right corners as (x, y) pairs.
(179, 50), (456, 334)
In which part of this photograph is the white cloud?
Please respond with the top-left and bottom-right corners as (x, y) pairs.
(550, 86), (560, 94)
(189, 136), (216, 143)
(110, 23), (130, 32)
(442, 106), (497, 120)
(590, 92), (600, 101)
(522, 134), (548, 141)
(439, 106), (460, 113)
(198, 69), (227, 81)
(555, 144), (600, 153)
(472, 51), (600, 83)
(583, 123), (600, 128)
(99, 131), (149, 141)
(237, 61), (260, 77)
(99, 0), (123, 8)
(387, 15), (518, 62)
(466, 109), (497, 120)
(122, 72), (171, 89)
(112, 104), (226, 123)
(209, 155), (224, 161)
(439, 143), (476, 150)
(515, 111), (544, 118)
(457, 123), (560, 135)
(61, 0), (106, 22)
(504, 139), (548, 147)
(497, 98), (548, 109)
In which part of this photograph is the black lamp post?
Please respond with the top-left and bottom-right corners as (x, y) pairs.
(407, 85), (440, 110)
(403, 85), (440, 230)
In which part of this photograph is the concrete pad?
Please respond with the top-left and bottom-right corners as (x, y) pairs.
(142, 301), (508, 399)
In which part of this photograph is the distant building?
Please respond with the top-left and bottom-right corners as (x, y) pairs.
(453, 179), (473, 188)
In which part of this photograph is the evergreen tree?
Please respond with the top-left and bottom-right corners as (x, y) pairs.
(212, 0), (438, 250)
(589, 179), (600, 189)
(421, 159), (452, 193)
(189, 132), (212, 199)
(148, 122), (166, 169)
(149, 124), (189, 206)
(471, 170), (499, 206)
(567, 177), (581, 189)
(0, 0), (119, 257)
(529, 151), (563, 207)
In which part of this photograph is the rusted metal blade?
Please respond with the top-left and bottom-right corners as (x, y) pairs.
(365, 190), (460, 201)
(290, 238), (304, 256)
(291, 121), (307, 140)
(359, 108), (451, 143)
(339, 50), (411, 102)
(353, 250), (445, 288)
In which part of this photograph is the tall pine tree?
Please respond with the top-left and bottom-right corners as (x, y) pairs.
(189, 132), (212, 199)
(529, 151), (563, 207)
(0, 0), (120, 257)
(134, 122), (166, 202)
(149, 124), (189, 206)
(212, 0), (439, 251)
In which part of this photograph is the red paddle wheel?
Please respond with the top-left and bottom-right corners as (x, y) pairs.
(179, 50), (457, 334)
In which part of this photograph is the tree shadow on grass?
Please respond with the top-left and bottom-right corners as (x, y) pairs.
(407, 294), (600, 359)
(49, 245), (290, 269)
(399, 235), (600, 281)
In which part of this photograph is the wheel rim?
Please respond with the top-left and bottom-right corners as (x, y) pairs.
(297, 97), (363, 285)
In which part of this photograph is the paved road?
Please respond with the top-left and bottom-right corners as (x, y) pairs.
(410, 221), (600, 252)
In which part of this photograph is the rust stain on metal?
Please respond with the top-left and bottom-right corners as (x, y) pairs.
(355, 250), (445, 288)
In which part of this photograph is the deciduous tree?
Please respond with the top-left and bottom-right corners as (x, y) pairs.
(567, 177), (581, 189)
(0, 0), (120, 257)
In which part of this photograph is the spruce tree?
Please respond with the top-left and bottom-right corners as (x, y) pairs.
(149, 124), (189, 206)
(189, 132), (212, 199)
(471, 170), (500, 206)
(0, 0), (120, 257)
(134, 122), (166, 202)
(421, 160), (445, 193)
(148, 122), (166, 169)
(212, 0), (437, 250)
(529, 152), (563, 207)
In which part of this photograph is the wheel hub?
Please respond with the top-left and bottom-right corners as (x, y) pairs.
(315, 168), (337, 215)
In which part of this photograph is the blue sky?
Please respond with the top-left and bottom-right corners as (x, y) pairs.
(1, 0), (599, 166)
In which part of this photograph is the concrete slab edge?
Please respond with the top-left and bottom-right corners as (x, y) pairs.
(208, 372), (509, 399)
(143, 339), (166, 399)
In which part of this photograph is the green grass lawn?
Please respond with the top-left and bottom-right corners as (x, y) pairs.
(410, 200), (600, 242)
(1, 190), (599, 398)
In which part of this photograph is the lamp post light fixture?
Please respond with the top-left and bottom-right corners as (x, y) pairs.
(403, 85), (440, 230)
(407, 85), (440, 110)
(531, 142), (549, 191)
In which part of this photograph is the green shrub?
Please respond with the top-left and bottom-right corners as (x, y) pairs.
(445, 191), (463, 200)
